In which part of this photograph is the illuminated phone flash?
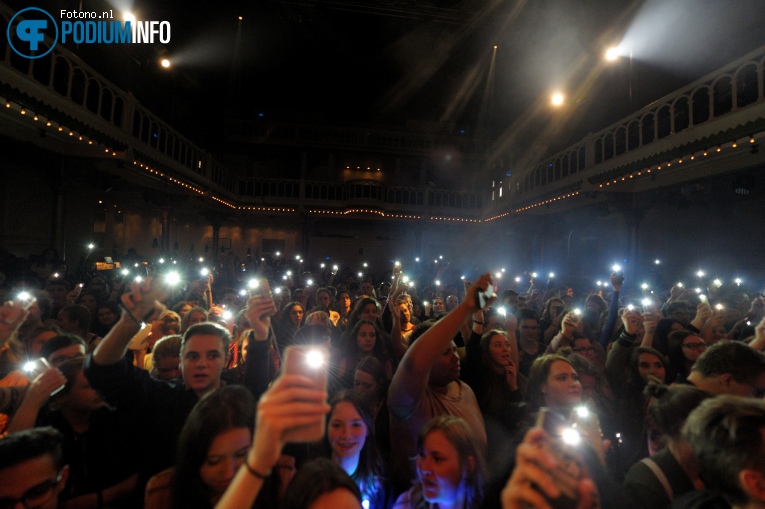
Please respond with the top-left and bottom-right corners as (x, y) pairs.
(320, 263), (325, 268)
(641, 283), (648, 290)
(23, 361), (38, 372)
(531, 272), (538, 278)
(201, 268), (209, 276)
(627, 304), (634, 311)
(677, 282), (684, 288)
(561, 427), (581, 446)
(17, 291), (31, 301)
(715, 303), (724, 310)
(134, 276), (143, 283)
(305, 350), (324, 368)
(573, 308), (581, 315)
(307, 279), (313, 286)
(274, 288), (282, 295)
(121, 269), (129, 275)
(222, 310), (233, 320)
(248, 279), (259, 289)
(498, 307), (507, 316)
(332, 265), (339, 271)
(408, 281), (415, 287)
(239, 289), (247, 296)
(574, 406), (589, 418)
(165, 272), (181, 286)
(549, 272), (555, 278)
(642, 298), (651, 307)
(612, 264), (622, 272)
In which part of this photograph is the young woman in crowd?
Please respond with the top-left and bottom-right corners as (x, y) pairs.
(275, 301), (306, 349)
(145, 385), (255, 509)
(345, 297), (383, 335)
(324, 390), (388, 508)
(336, 319), (393, 390)
(394, 415), (487, 509)
(353, 356), (391, 463)
(525, 354), (583, 417)
(667, 330), (707, 383)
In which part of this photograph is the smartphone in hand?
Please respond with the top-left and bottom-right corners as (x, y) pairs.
(281, 345), (329, 443)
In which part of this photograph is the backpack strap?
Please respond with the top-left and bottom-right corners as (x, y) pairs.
(641, 457), (674, 501)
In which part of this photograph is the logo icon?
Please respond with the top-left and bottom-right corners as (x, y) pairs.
(7, 7), (58, 59)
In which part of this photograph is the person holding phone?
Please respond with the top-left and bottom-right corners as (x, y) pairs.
(83, 277), (278, 488)
(388, 274), (491, 496)
(213, 365), (332, 508)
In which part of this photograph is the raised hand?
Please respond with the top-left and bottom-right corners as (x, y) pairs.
(0, 300), (31, 346)
(620, 309), (644, 337)
(120, 276), (170, 323)
(245, 294), (277, 341)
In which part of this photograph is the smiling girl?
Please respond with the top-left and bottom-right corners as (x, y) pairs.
(325, 390), (388, 509)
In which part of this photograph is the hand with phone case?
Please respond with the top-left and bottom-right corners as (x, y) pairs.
(248, 349), (329, 469)
(501, 424), (601, 509)
(245, 279), (277, 341)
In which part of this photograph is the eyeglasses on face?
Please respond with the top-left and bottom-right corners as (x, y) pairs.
(0, 470), (63, 509)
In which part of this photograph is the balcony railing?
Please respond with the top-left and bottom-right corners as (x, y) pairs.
(501, 43), (765, 205)
(0, 3), (236, 195)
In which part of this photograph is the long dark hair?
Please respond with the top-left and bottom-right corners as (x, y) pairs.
(171, 385), (255, 509)
(279, 301), (305, 331)
(346, 297), (380, 332)
(282, 458), (361, 509)
(342, 319), (389, 363)
(326, 390), (385, 502)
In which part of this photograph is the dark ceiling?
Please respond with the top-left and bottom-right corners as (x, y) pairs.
(7, 0), (765, 161)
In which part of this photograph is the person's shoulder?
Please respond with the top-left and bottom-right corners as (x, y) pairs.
(392, 487), (417, 509)
(145, 468), (175, 509)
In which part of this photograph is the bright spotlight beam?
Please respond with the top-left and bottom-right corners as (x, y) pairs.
(605, 47), (620, 61)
